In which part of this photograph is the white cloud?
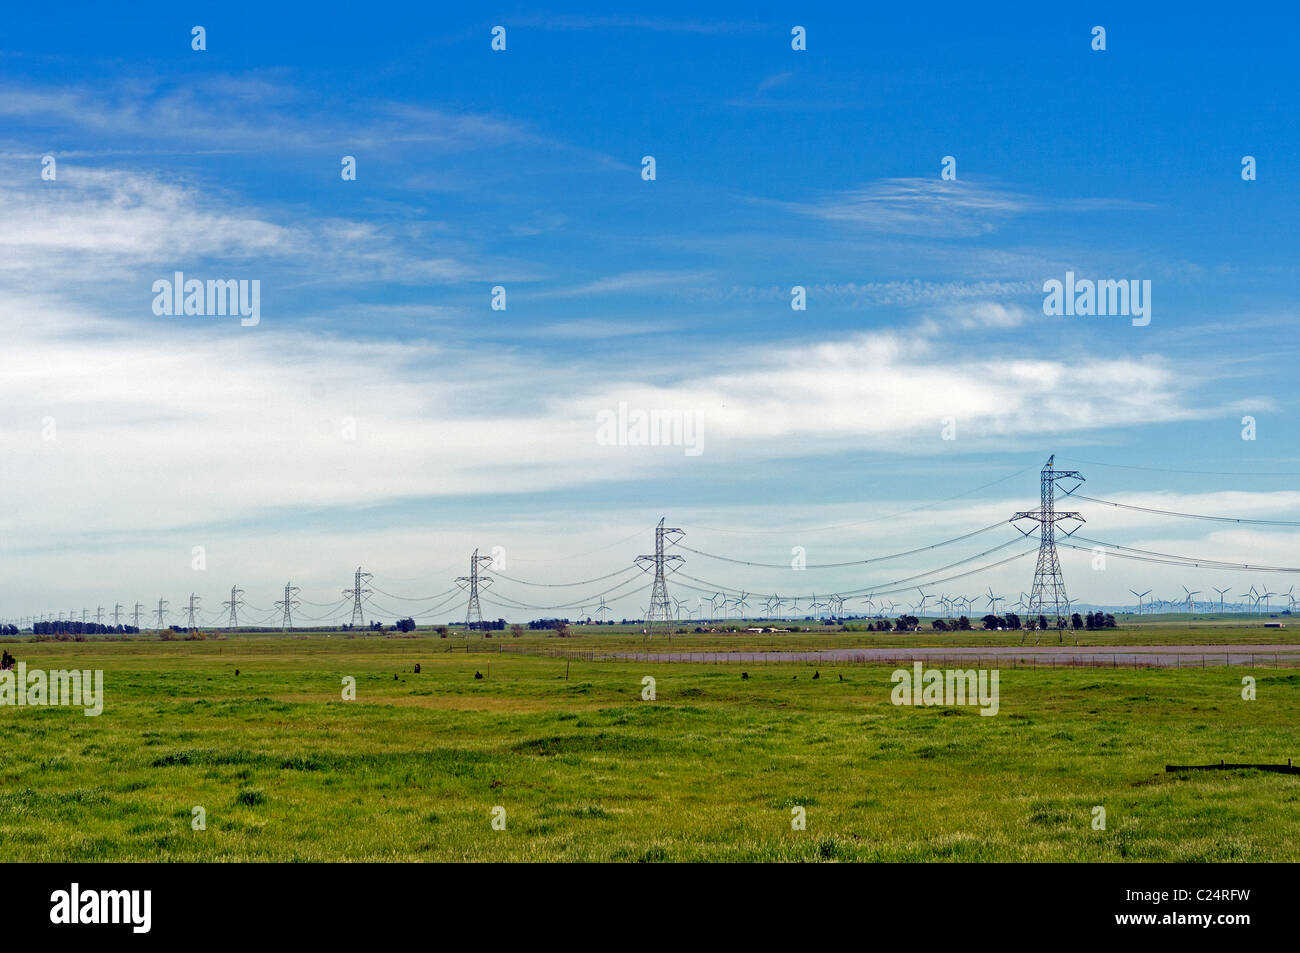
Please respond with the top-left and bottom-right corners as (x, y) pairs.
(0, 78), (528, 154)
(776, 178), (1153, 238)
(0, 166), (487, 289)
(784, 178), (1030, 237)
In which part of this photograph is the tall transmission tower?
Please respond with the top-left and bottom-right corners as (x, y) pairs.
(456, 550), (494, 627)
(94, 605), (104, 625)
(112, 603), (123, 626)
(1011, 455), (1085, 641)
(154, 599), (169, 631)
(223, 585), (245, 629)
(132, 602), (144, 629)
(635, 517), (685, 637)
(344, 567), (373, 627)
(275, 583), (301, 631)
(185, 594), (201, 630)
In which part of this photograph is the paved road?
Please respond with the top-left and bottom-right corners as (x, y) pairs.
(604, 644), (1300, 668)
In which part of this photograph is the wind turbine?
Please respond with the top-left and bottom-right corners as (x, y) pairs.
(1240, 586), (1259, 615)
(772, 594), (789, 620)
(595, 597), (611, 623)
(985, 587), (1004, 616)
(1260, 587), (1277, 614)
(709, 592), (726, 621)
(1128, 589), (1151, 615)
(829, 594), (844, 619)
(1213, 586), (1232, 614)
(734, 591), (751, 620)
(1182, 585), (1201, 614)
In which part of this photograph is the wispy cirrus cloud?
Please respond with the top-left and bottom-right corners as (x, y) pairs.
(756, 71), (794, 94)
(531, 269), (715, 299)
(773, 178), (1154, 238)
(0, 165), (496, 290)
(781, 178), (1032, 237)
(0, 77), (530, 154)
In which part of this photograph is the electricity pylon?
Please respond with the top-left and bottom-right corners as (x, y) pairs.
(344, 567), (373, 627)
(185, 594), (201, 630)
(275, 583), (301, 631)
(94, 605), (104, 625)
(456, 550), (494, 627)
(223, 585), (245, 629)
(635, 517), (684, 638)
(111, 603), (123, 626)
(154, 599), (169, 631)
(132, 603), (144, 629)
(1012, 455), (1085, 644)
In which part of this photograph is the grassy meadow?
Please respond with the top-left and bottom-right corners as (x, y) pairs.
(2, 629), (1298, 862)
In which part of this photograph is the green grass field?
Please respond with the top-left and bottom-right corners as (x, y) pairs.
(3, 628), (1299, 862)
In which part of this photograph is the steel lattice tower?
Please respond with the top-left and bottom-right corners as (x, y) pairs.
(223, 585), (245, 629)
(132, 603), (144, 629)
(275, 582), (301, 631)
(154, 598), (169, 631)
(456, 550), (494, 627)
(635, 517), (684, 637)
(185, 594), (201, 630)
(112, 603), (123, 626)
(344, 567), (373, 627)
(1011, 455), (1085, 641)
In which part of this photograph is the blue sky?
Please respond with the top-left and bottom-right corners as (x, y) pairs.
(2, 3), (1299, 623)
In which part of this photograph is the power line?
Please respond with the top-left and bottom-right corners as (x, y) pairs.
(687, 465), (1034, 535)
(671, 520), (1010, 569)
(1068, 492), (1300, 526)
(1068, 536), (1300, 573)
(1060, 456), (1300, 477)
(296, 600), (351, 622)
(675, 535), (1032, 602)
(478, 572), (652, 613)
(361, 590), (464, 619)
(487, 565), (639, 587)
(672, 547), (1038, 604)
(369, 583), (461, 602)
